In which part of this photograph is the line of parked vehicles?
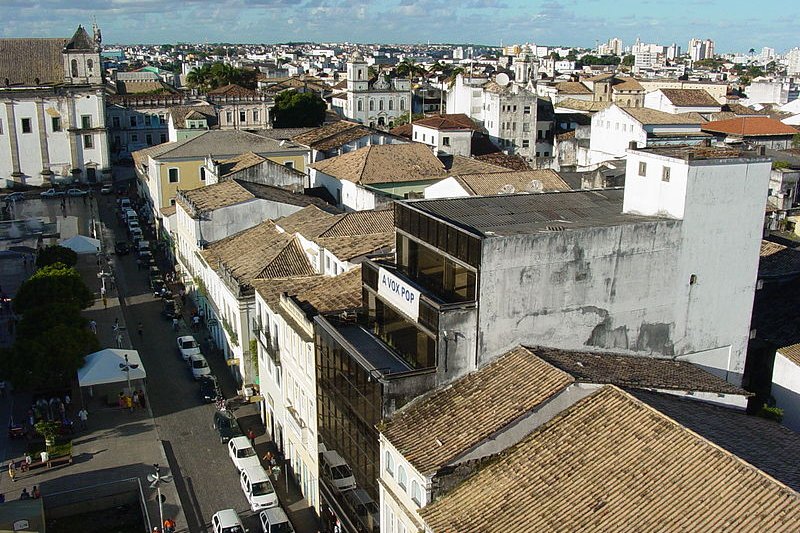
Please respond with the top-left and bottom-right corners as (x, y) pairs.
(319, 446), (379, 533)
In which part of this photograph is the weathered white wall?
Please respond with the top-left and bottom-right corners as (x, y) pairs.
(423, 177), (469, 199)
(772, 352), (800, 432)
(379, 434), (429, 533)
(644, 90), (720, 114)
(589, 105), (646, 165)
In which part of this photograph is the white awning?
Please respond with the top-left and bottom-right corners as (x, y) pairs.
(78, 348), (146, 387)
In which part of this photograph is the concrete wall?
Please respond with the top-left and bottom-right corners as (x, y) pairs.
(230, 159), (306, 192)
(589, 105), (646, 164)
(436, 306), (479, 383)
(423, 177), (469, 199)
(772, 352), (800, 432)
(644, 90), (720, 114)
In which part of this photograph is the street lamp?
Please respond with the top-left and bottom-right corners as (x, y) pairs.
(147, 463), (173, 532)
(119, 354), (139, 396)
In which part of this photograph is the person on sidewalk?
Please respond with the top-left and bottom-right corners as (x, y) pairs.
(19, 488), (29, 500)
(137, 390), (146, 409)
(32, 486), (40, 499)
(21, 455), (31, 472)
(247, 429), (256, 447)
(77, 408), (88, 430)
(89, 320), (97, 334)
(8, 461), (16, 482)
(172, 318), (179, 331)
(137, 322), (143, 336)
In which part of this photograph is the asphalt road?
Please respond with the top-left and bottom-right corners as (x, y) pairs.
(97, 193), (266, 532)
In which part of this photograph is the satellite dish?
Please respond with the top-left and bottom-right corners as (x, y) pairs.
(498, 184), (516, 194)
(496, 72), (510, 87)
(525, 179), (543, 193)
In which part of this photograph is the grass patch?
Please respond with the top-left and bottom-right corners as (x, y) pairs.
(27, 440), (73, 458)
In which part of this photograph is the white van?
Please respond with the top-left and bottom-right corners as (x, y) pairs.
(260, 507), (294, 533)
(211, 508), (245, 533)
(137, 240), (150, 254)
(240, 465), (279, 511)
(125, 208), (138, 222)
(320, 450), (356, 493)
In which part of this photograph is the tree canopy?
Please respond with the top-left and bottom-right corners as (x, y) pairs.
(13, 263), (94, 315)
(35, 245), (77, 268)
(576, 55), (621, 67)
(185, 62), (257, 92)
(272, 90), (327, 128)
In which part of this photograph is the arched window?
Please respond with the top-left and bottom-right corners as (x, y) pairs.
(379, 100), (384, 111)
(385, 451), (394, 476)
(358, 69), (362, 80)
(71, 59), (78, 77)
(357, 100), (363, 112)
(388, 99), (393, 111)
(369, 100), (374, 112)
(87, 59), (94, 73)
(411, 480), (422, 506)
(397, 465), (407, 490)
(400, 98), (405, 111)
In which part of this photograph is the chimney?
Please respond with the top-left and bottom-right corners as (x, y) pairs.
(628, 141), (638, 150)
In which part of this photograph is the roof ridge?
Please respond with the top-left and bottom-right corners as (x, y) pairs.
(358, 144), (375, 185)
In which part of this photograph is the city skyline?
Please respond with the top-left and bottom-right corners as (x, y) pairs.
(1, 0), (798, 54)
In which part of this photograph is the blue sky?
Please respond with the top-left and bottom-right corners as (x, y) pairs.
(1, 0), (798, 53)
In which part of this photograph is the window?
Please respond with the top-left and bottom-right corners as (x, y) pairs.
(71, 59), (78, 77)
(226, 112), (233, 123)
(369, 100), (374, 111)
(170, 198), (176, 206)
(144, 115), (151, 126)
(21, 118), (31, 134)
(168, 168), (179, 183)
(131, 134), (138, 142)
(83, 134), (93, 148)
(253, 110), (259, 122)
(239, 111), (246, 122)
(87, 59), (94, 73)
(400, 98), (405, 110)
(397, 465), (407, 490)
(638, 161), (647, 177)
(385, 451), (394, 476)
(662, 166), (671, 182)
(442, 136), (450, 146)
(200, 167), (206, 181)
(0, 119), (3, 134)
(422, 134), (426, 142)
(411, 480), (422, 506)
(523, 105), (531, 114)
(51, 117), (61, 132)
(388, 99), (393, 111)
(160, 133), (167, 143)
(146, 134), (152, 145)
(414, 131), (418, 140)
(284, 161), (294, 169)
(112, 116), (120, 128)
(523, 123), (530, 132)
(357, 100), (363, 112)
(379, 100), (384, 111)
(130, 116), (137, 127)
(522, 140), (530, 148)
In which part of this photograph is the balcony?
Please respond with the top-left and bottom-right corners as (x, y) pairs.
(257, 328), (281, 366)
(285, 405), (311, 447)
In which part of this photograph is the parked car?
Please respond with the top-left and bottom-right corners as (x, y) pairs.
(130, 227), (143, 243)
(211, 509), (246, 533)
(227, 436), (261, 472)
(199, 375), (219, 403)
(119, 197), (132, 210)
(4, 192), (25, 202)
(66, 188), (88, 197)
(240, 465), (279, 512)
(189, 354), (211, 380)
(161, 299), (178, 320)
(320, 450), (357, 493)
(100, 183), (114, 195)
(114, 241), (130, 255)
(151, 278), (172, 299)
(176, 335), (201, 361)
(127, 219), (141, 233)
(40, 188), (65, 198)
(260, 507), (294, 533)
(343, 488), (380, 533)
(213, 410), (243, 443)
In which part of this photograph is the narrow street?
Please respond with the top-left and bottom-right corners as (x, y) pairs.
(95, 191), (264, 532)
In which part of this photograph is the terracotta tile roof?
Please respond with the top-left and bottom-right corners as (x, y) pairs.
(612, 77), (643, 92)
(389, 123), (413, 139)
(454, 170), (570, 195)
(160, 205), (177, 218)
(631, 389), (800, 492)
(554, 98), (611, 113)
(759, 240), (800, 279)
(256, 127), (314, 141)
(419, 386), (800, 533)
(168, 104), (217, 128)
(724, 103), (768, 116)
(621, 106), (704, 125)
(276, 205), (338, 238)
(554, 81), (591, 95)
(474, 153), (530, 170)
(176, 180), (254, 217)
(292, 121), (366, 149)
(253, 265), (363, 315)
(202, 221), (314, 286)
(316, 233), (394, 261)
(585, 72), (615, 82)
(413, 114), (478, 131)
(778, 343), (800, 367)
(702, 117), (799, 136)
(207, 83), (258, 97)
(311, 143), (445, 185)
(531, 346), (748, 395)
(132, 142), (176, 172)
(380, 346), (574, 475)
(155, 130), (305, 159)
(659, 88), (720, 107)
(444, 155), (507, 175)
(320, 209), (394, 237)
(64, 26), (94, 51)
(0, 38), (66, 86)
(216, 152), (266, 178)
(116, 80), (177, 95)
(313, 126), (378, 152)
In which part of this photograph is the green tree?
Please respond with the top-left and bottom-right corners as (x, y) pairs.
(0, 324), (98, 390)
(186, 62), (257, 92)
(396, 59), (425, 82)
(35, 245), (77, 268)
(392, 113), (425, 127)
(549, 51), (561, 60)
(622, 54), (635, 67)
(15, 303), (86, 339)
(272, 90), (327, 128)
(792, 133), (800, 149)
(13, 263), (94, 315)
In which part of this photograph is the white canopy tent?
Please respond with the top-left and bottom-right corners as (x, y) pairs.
(78, 348), (146, 387)
(59, 235), (101, 255)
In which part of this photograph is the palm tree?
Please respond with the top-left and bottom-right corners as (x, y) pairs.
(396, 59), (425, 123)
(444, 66), (466, 87)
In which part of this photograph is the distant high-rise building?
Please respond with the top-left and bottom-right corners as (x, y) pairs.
(761, 47), (775, 62)
(689, 38), (714, 61)
(609, 37), (623, 56)
(666, 43), (680, 61)
(787, 48), (800, 75)
(453, 46), (464, 60)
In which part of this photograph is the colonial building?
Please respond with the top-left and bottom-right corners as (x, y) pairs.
(0, 24), (111, 186)
(331, 53), (410, 129)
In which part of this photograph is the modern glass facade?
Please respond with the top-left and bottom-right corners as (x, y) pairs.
(316, 323), (384, 500)
(396, 233), (477, 303)
(364, 289), (436, 369)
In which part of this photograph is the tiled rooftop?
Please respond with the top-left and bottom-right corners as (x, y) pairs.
(659, 88), (720, 107)
(311, 143), (445, 185)
(380, 346), (574, 475)
(454, 169), (571, 195)
(759, 240), (800, 279)
(176, 180), (254, 216)
(419, 386), (800, 532)
(778, 343), (800, 367)
(701, 116), (799, 136)
(253, 265), (363, 316)
(0, 38), (67, 86)
(621, 106), (705, 125)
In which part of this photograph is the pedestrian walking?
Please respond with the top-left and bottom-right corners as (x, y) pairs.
(125, 394), (133, 413)
(32, 486), (41, 499)
(19, 488), (30, 500)
(102, 295), (108, 309)
(132, 391), (140, 409)
(77, 408), (88, 430)
(247, 428), (256, 447)
(21, 455), (31, 472)
(137, 322), (143, 336)
(192, 315), (200, 331)
(172, 318), (179, 331)
(89, 320), (97, 334)
(8, 461), (16, 482)
(138, 390), (146, 409)
(113, 318), (120, 332)
(116, 333), (124, 348)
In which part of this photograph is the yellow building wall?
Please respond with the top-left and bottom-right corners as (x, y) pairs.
(266, 154), (306, 173)
(157, 160), (205, 209)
